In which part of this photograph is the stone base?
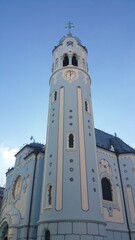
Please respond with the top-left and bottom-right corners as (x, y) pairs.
(17, 225), (37, 239)
(106, 230), (131, 240)
(37, 221), (107, 240)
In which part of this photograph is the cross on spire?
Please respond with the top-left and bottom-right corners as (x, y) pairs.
(65, 21), (74, 36)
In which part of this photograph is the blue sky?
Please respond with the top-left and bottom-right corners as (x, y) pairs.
(0, 0), (135, 185)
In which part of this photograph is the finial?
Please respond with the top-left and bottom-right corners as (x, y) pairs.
(65, 21), (74, 36)
(30, 136), (35, 143)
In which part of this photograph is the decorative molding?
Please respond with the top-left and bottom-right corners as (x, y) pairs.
(12, 176), (22, 201)
(56, 87), (64, 211)
(23, 176), (29, 193)
(126, 186), (135, 223)
(99, 159), (112, 176)
(103, 185), (124, 223)
(119, 154), (135, 161)
(49, 67), (90, 85)
(77, 87), (89, 211)
(97, 147), (117, 159)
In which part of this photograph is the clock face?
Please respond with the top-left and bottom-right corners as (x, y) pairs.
(65, 70), (77, 81)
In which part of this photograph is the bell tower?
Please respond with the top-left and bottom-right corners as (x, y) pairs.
(38, 23), (106, 240)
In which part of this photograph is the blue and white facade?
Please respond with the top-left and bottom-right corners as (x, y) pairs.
(0, 31), (135, 240)
(0, 143), (45, 240)
(37, 33), (106, 239)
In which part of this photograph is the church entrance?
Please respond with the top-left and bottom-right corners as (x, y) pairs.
(0, 222), (8, 240)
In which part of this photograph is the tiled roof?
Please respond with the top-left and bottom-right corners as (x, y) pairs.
(28, 131), (134, 155)
(28, 142), (45, 152)
(15, 130), (134, 157)
(16, 142), (45, 156)
(95, 128), (135, 154)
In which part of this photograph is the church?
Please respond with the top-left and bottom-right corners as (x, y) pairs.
(0, 25), (135, 240)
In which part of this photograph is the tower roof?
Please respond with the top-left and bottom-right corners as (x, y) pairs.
(52, 22), (88, 53)
(52, 34), (87, 54)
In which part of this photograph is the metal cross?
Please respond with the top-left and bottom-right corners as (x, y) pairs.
(65, 21), (74, 35)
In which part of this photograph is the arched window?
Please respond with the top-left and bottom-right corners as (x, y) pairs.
(63, 54), (69, 66)
(85, 101), (88, 112)
(68, 133), (75, 148)
(54, 91), (57, 101)
(45, 230), (50, 240)
(82, 58), (85, 68)
(101, 177), (113, 201)
(1, 222), (8, 240)
(85, 100), (90, 113)
(55, 58), (58, 69)
(72, 55), (78, 66)
(46, 184), (52, 207)
(52, 91), (57, 103)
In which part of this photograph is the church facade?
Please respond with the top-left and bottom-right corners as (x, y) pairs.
(0, 28), (135, 240)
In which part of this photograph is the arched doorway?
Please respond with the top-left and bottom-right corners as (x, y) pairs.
(1, 222), (8, 240)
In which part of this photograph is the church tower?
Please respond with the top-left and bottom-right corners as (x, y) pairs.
(38, 23), (106, 240)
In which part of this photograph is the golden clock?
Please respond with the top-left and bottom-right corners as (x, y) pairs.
(65, 70), (77, 81)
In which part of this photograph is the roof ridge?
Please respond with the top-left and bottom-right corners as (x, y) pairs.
(95, 128), (135, 154)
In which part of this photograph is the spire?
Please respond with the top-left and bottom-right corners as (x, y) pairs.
(65, 21), (74, 36)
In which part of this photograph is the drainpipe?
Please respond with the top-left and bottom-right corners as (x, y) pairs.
(116, 151), (132, 240)
(26, 148), (40, 240)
